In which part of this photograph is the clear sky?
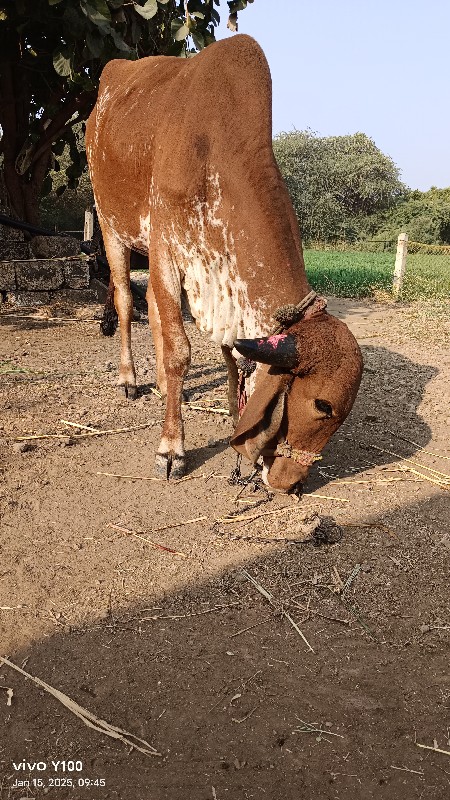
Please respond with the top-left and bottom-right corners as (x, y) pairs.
(217, 0), (450, 191)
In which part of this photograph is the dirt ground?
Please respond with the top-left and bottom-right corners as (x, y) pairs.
(0, 294), (449, 800)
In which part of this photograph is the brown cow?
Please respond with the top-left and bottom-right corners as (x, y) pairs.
(86, 34), (363, 491)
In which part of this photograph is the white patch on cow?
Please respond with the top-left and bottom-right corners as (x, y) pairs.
(166, 174), (265, 348)
(136, 213), (151, 250)
(261, 464), (270, 486)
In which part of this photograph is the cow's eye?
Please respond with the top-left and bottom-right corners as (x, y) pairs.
(315, 399), (333, 417)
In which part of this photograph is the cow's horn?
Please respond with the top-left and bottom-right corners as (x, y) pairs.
(234, 333), (298, 369)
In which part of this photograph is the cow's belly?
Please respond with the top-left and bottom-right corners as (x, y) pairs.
(182, 254), (260, 348)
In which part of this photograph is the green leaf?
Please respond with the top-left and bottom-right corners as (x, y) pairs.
(191, 30), (204, 50)
(86, 28), (104, 58)
(110, 29), (132, 52)
(53, 47), (72, 77)
(164, 39), (185, 56)
(171, 18), (189, 40)
(158, 0), (170, 3)
(62, 7), (86, 38)
(133, 0), (158, 20)
(203, 30), (216, 46)
(48, 0), (64, 5)
(227, 12), (237, 32)
(80, 0), (112, 32)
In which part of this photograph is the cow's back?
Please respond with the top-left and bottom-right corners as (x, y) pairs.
(86, 36), (273, 210)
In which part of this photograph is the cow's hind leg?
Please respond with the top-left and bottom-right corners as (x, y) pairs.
(221, 345), (239, 426)
(101, 226), (136, 399)
(146, 281), (167, 397)
(100, 275), (119, 337)
(150, 250), (190, 480)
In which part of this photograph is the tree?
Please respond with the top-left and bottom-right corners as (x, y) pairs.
(273, 129), (406, 243)
(364, 187), (450, 245)
(0, 0), (253, 224)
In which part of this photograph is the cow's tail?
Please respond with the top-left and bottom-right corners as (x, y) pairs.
(100, 275), (118, 336)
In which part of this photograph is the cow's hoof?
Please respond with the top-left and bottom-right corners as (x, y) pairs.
(117, 384), (137, 400)
(169, 455), (186, 480)
(154, 452), (186, 480)
(154, 452), (169, 479)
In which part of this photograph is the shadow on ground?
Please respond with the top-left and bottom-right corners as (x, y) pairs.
(1, 493), (449, 800)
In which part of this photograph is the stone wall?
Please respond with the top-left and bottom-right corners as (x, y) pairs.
(0, 236), (99, 307)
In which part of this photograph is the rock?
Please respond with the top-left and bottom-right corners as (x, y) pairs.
(30, 235), (80, 259)
(6, 290), (52, 307)
(63, 259), (91, 289)
(60, 436), (74, 447)
(0, 262), (17, 290)
(0, 241), (30, 260)
(15, 260), (64, 290)
(12, 441), (34, 453)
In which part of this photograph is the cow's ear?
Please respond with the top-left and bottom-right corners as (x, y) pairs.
(230, 371), (290, 463)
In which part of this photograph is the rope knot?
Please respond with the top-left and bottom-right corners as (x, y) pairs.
(271, 290), (327, 334)
(236, 357), (256, 377)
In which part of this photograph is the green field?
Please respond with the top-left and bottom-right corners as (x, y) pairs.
(303, 249), (450, 300)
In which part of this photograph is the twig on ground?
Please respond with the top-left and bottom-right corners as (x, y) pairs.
(216, 507), (294, 524)
(242, 569), (314, 653)
(385, 429), (450, 461)
(416, 742), (450, 757)
(183, 402), (230, 416)
(390, 765), (424, 776)
(107, 523), (192, 558)
(342, 564), (362, 595)
(0, 313), (100, 323)
(141, 601), (241, 622)
(230, 617), (272, 638)
(15, 422), (157, 442)
(329, 477), (422, 485)
(367, 444), (450, 487)
(399, 464), (450, 489)
(97, 472), (163, 482)
(60, 419), (101, 432)
(293, 717), (344, 738)
(232, 703), (261, 724)
(303, 493), (350, 502)
(291, 602), (350, 626)
(0, 656), (161, 757)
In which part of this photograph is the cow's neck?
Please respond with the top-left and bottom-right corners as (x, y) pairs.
(229, 177), (311, 339)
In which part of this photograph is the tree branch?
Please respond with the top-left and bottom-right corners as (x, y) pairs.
(29, 90), (97, 168)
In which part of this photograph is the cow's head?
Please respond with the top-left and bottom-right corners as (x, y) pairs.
(230, 312), (363, 493)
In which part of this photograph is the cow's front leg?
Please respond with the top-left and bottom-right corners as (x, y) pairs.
(101, 226), (136, 399)
(221, 345), (239, 425)
(150, 257), (190, 479)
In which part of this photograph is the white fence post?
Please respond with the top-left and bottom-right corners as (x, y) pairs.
(84, 209), (94, 241)
(393, 232), (408, 298)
